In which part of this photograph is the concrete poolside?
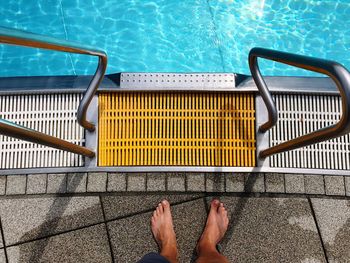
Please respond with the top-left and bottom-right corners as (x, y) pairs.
(0, 173), (349, 262)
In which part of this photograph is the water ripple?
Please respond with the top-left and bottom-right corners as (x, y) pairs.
(0, 0), (349, 77)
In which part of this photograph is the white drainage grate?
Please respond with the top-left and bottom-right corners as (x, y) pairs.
(0, 93), (85, 169)
(270, 94), (350, 170)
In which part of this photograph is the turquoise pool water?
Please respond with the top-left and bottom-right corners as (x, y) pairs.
(1, 0), (349, 77)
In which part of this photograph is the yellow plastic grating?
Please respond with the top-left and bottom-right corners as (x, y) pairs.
(98, 92), (256, 166)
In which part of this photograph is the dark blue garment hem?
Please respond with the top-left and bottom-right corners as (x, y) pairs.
(137, 252), (170, 263)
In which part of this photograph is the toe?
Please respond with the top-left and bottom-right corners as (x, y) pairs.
(156, 206), (162, 216)
(211, 199), (220, 210)
(218, 203), (226, 214)
(162, 199), (170, 207)
(161, 200), (170, 212)
(158, 203), (164, 214)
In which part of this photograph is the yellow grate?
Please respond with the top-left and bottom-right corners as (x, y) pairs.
(98, 92), (256, 166)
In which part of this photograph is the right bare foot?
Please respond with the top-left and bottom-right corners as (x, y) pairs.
(197, 199), (229, 254)
(151, 200), (178, 263)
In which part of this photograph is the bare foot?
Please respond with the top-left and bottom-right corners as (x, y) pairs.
(197, 199), (229, 254)
(151, 200), (178, 263)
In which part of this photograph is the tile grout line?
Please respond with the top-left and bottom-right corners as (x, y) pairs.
(307, 197), (329, 263)
(4, 176), (7, 196)
(85, 173), (89, 192)
(25, 174), (28, 194)
(45, 173), (48, 194)
(0, 217), (9, 263)
(165, 173), (168, 191)
(99, 195), (115, 263)
(104, 196), (205, 223)
(344, 176), (348, 196)
(106, 173), (109, 192)
(205, 0), (226, 72)
(5, 219), (106, 249)
(0, 191), (350, 199)
(64, 174), (68, 194)
(125, 173), (129, 191)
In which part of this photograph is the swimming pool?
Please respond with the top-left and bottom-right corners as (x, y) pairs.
(1, 0), (349, 77)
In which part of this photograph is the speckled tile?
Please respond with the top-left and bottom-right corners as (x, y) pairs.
(0, 249), (5, 263)
(107, 173), (126, 192)
(206, 173), (225, 192)
(127, 173), (146, 191)
(0, 176), (6, 195)
(265, 173), (285, 193)
(311, 198), (350, 263)
(285, 174), (305, 194)
(244, 173), (265, 193)
(0, 224), (3, 248)
(147, 173), (166, 192)
(219, 197), (326, 263)
(225, 173), (245, 192)
(187, 173), (205, 192)
(7, 224), (112, 263)
(67, 173), (87, 193)
(167, 173), (186, 192)
(87, 172), (107, 192)
(324, 176), (345, 196)
(305, 175), (325, 195)
(26, 174), (47, 195)
(6, 175), (26, 195)
(107, 199), (207, 263)
(47, 174), (66, 194)
(345, 177), (350, 197)
(0, 196), (103, 246)
(101, 194), (204, 221)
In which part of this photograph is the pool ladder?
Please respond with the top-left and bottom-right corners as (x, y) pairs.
(1, 27), (350, 171)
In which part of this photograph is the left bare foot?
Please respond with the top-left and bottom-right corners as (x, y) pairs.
(151, 200), (178, 263)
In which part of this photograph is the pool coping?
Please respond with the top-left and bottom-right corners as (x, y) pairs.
(0, 73), (339, 95)
(0, 172), (349, 197)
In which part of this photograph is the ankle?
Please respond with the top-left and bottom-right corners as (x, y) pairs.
(196, 239), (217, 254)
(160, 247), (178, 263)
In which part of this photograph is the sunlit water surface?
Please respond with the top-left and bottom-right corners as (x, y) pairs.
(1, 0), (349, 77)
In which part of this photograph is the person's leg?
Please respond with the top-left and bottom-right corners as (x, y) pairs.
(196, 199), (229, 263)
(150, 200), (178, 263)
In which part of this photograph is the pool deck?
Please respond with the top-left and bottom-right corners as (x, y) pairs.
(0, 173), (349, 262)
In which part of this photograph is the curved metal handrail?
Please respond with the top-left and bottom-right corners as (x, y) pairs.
(0, 119), (95, 157)
(249, 47), (350, 159)
(0, 26), (107, 131)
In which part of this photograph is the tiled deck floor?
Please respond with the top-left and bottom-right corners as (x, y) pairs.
(0, 172), (349, 262)
(0, 191), (349, 262)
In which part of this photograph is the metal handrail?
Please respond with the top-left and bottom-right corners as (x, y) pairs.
(0, 26), (108, 157)
(249, 47), (350, 159)
(0, 119), (94, 157)
(0, 26), (107, 131)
